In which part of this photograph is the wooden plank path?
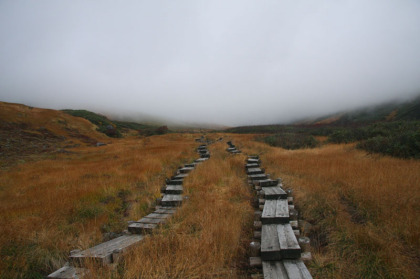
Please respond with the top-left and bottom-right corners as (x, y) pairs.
(69, 234), (144, 266)
(246, 167), (265, 175)
(262, 186), (287, 200)
(225, 148), (312, 279)
(261, 199), (289, 224)
(48, 140), (212, 278)
(263, 260), (312, 279)
(261, 224), (301, 260)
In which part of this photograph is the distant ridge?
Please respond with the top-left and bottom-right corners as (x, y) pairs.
(295, 95), (420, 126)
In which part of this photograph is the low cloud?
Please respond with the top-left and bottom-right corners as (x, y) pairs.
(1, 0), (420, 126)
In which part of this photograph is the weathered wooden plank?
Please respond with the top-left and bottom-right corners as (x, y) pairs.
(165, 185), (183, 194)
(247, 168), (265, 175)
(262, 199), (289, 224)
(250, 257), (262, 268)
(128, 222), (157, 234)
(249, 174), (269, 181)
(178, 167), (194, 173)
(198, 149), (208, 154)
(137, 217), (166, 224)
(262, 186), (287, 200)
(161, 194), (183, 206)
(278, 224), (301, 259)
(200, 153), (210, 158)
(283, 260), (313, 279)
(184, 163), (197, 168)
(247, 158), (261, 164)
(245, 163), (260, 168)
(70, 235), (144, 266)
(261, 224), (301, 260)
(154, 207), (177, 214)
(166, 179), (183, 185)
(172, 173), (188, 180)
(195, 158), (208, 163)
(230, 150), (241, 154)
(47, 264), (88, 279)
(256, 179), (280, 187)
(262, 261), (288, 279)
(227, 147), (236, 151)
(261, 224), (281, 261)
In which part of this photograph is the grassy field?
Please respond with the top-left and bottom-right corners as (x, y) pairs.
(0, 133), (199, 278)
(231, 133), (420, 278)
(1, 102), (419, 278)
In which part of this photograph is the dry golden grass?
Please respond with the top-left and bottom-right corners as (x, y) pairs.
(0, 133), (198, 278)
(115, 140), (254, 279)
(231, 134), (420, 278)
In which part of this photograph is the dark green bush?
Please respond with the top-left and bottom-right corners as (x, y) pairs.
(358, 130), (420, 159)
(259, 133), (319, 150)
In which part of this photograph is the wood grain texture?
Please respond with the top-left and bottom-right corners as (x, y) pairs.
(262, 199), (289, 224)
(262, 186), (287, 200)
(69, 235), (144, 266)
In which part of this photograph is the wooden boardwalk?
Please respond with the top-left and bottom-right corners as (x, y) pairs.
(234, 145), (312, 279)
(48, 141), (211, 278)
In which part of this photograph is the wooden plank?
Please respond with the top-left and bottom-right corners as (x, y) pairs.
(249, 174), (269, 181)
(247, 168), (264, 175)
(154, 207), (176, 214)
(250, 257), (262, 268)
(47, 264), (88, 279)
(247, 158), (261, 164)
(161, 194), (183, 206)
(261, 224), (281, 261)
(278, 224), (301, 259)
(128, 222), (157, 234)
(262, 199), (289, 224)
(262, 261), (288, 279)
(283, 260), (313, 279)
(261, 224), (301, 261)
(172, 174), (188, 180)
(262, 186), (287, 200)
(178, 167), (194, 173)
(195, 158), (208, 162)
(165, 185), (183, 194)
(137, 217), (166, 224)
(70, 235), (144, 266)
(257, 179), (279, 187)
(184, 163), (197, 168)
(230, 150), (241, 154)
(227, 147), (236, 151)
(166, 179), (183, 185)
(198, 149), (208, 154)
(245, 163), (260, 168)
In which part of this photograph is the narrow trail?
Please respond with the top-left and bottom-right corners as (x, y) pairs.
(226, 141), (312, 279)
(47, 137), (213, 278)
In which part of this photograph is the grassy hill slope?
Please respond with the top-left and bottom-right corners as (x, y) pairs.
(0, 102), (109, 168)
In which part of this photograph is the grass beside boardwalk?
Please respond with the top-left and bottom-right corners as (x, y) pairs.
(234, 134), (420, 278)
(0, 134), (197, 278)
(118, 140), (254, 279)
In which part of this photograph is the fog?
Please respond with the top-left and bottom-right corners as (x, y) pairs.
(1, 0), (420, 126)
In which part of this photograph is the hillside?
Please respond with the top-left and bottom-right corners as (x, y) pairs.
(307, 95), (420, 125)
(0, 102), (109, 168)
(225, 96), (420, 159)
(62, 109), (165, 137)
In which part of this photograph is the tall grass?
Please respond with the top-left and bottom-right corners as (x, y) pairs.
(0, 134), (197, 278)
(116, 140), (254, 279)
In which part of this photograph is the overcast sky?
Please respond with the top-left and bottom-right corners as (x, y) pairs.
(1, 0), (420, 126)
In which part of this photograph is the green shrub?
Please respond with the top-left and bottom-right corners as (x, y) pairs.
(259, 133), (319, 149)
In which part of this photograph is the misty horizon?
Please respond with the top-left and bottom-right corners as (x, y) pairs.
(1, 1), (420, 126)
